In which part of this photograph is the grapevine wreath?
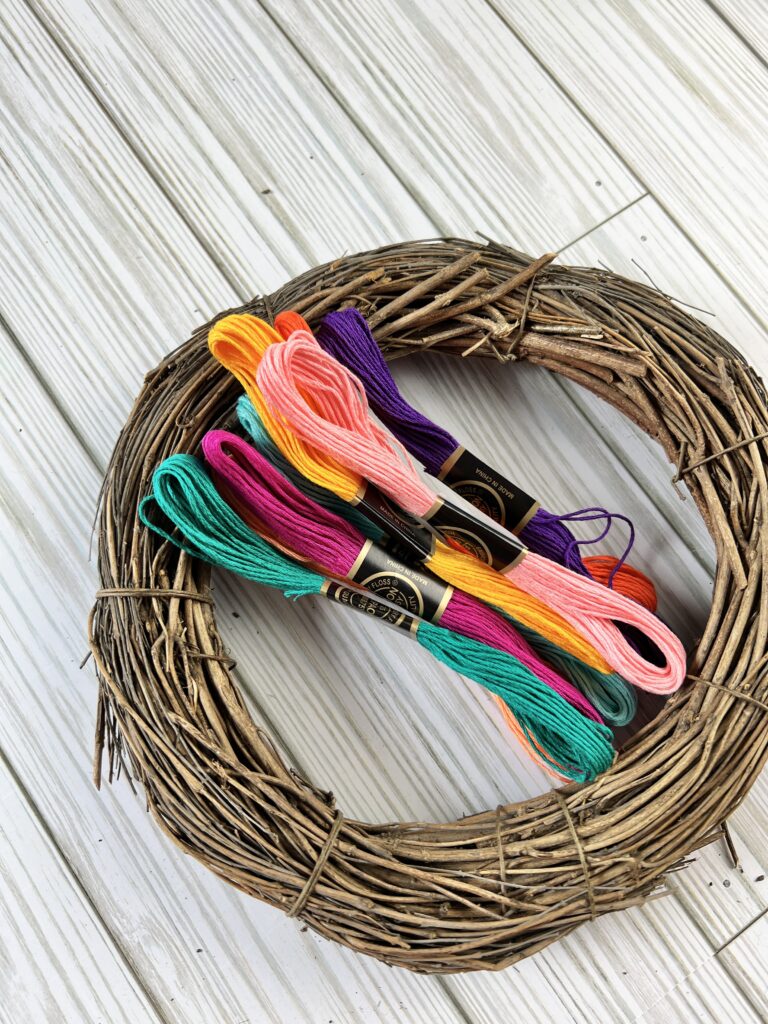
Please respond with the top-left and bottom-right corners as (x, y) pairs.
(89, 238), (768, 973)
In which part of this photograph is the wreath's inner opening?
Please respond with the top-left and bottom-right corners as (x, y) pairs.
(215, 352), (714, 821)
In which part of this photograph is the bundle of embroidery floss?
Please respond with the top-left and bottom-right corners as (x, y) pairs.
(237, 396), (637, 728)
(278, 307), (655, 608)
(139, 453), (614, 782)
(253, 328), (687, 692)
(201, 429), (601, 723)
(211, 314), (632, 769)
(222, 312), (655, 657)
(209, 318), (618, 666)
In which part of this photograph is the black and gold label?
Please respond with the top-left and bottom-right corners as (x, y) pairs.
(424, 497), (527, 572)
(351, 481), (435, 563)
(436, 446), (540, 534)
(320, 580), (418, 634)
(347, 540), (453, 623)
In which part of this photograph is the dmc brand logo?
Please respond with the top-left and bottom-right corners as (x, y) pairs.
(361, 571), (425, 618)
(440, 527), (493, 565)
(347, 589), (407, 626)
(451, 479), (506, 525)
(326, 583), (409, 628)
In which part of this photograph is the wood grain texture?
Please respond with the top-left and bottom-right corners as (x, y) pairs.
(0, 0), (765, 1016)
(0, 2), (236, 452)
(30, 0), (641, 270)
(493, 0), (768, 327)
(711, 0), (768, 62)
(0, 758), (163, 1024)
(27, 0), (434, 293)
(450, 893), (726, 1024)
(717, 911), (768, 1019)
(256, 0), (643, 249)
(635, 955), (763, 1024)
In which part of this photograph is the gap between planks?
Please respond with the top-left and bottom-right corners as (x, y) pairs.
(483, 0), (768, 336)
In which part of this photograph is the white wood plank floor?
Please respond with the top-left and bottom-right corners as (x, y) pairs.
(2, 1), (766, 1020)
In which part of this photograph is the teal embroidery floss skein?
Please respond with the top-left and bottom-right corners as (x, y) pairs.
(138, 453), (614, 782)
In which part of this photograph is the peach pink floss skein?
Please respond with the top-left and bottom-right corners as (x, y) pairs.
(256, 333), (686, 694)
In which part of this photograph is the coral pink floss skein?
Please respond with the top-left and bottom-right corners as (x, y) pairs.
(275, 311), (659, 619)
(201, 429), (603, 723)
(280, 310), (649, 595)
(257, 336), (687, 694)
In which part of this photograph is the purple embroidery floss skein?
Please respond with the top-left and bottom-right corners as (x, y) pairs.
(283, 306), (650, 603)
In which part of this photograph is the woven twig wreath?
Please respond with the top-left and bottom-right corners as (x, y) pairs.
(89, 238), (768, 973)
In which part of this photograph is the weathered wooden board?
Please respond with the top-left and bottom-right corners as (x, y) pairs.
(635, 955), (763, 1023)
(712, 0), (768, 63)
(0, 757), (163, 1023)
(717, 911), (768, 1019)
(493, 0), (768, 327)
(32, 0), (642, 277)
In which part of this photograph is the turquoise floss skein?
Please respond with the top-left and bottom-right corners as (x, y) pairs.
(138, 453), (614, 781)
(238, 396), (636, 728)
(502, 617), (636, 726)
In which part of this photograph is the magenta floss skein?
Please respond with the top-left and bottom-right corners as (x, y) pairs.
(314, 308), (634, 575)
(201, 429), (603, 723)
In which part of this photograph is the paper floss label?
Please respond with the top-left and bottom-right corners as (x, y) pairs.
(320, 580), (417, 634)
(351, 482), (435, 563)
(347, 540), (453, 623)
(424, 497), (527, 573)
(437, 446), (540, 534)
